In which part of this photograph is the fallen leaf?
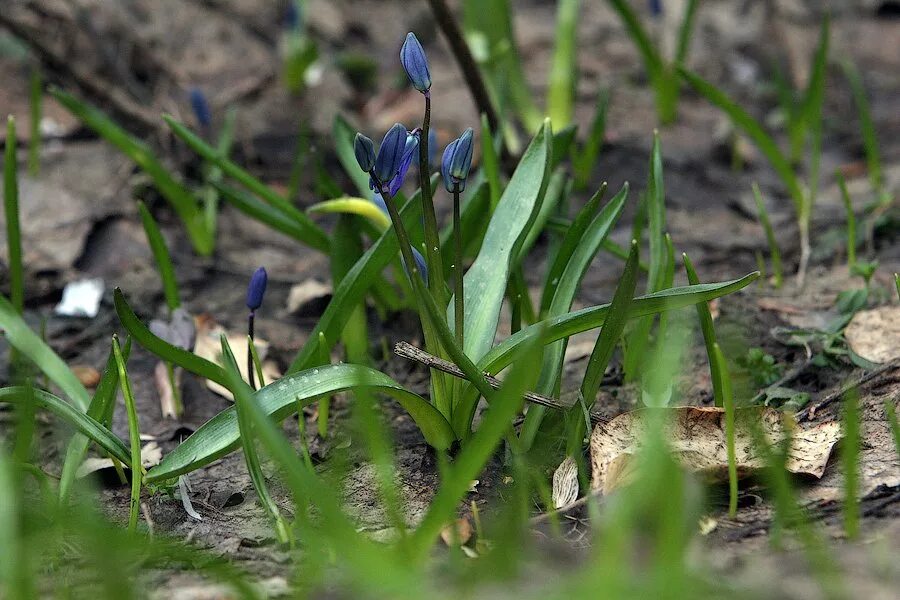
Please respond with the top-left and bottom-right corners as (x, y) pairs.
(552, 456), (579, 509)
(77, 442), (162, 478)
(698, 515), (718, 536)
(844, 306), (900, 364)
(285, 279), (332, 316)
(590, 406), (842, 495)
(193, 317), (281, 400)
(154, 361), (182, 419)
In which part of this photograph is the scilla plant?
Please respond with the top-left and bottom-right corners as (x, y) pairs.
(0, 30), (759, 557)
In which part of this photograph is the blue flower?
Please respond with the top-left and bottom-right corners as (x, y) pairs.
(246, 267), (268, 311)
(386, 132), (420, 196)
(354, 133), (376, 173)
(648, 0), (663, 18)
(189, 88), (211, 129)
(441, 128), (474, 193)
(373, 123), (408, 185)
(400, 32), (431, 94)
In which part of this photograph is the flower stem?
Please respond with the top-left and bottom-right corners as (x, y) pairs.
(419, 95), (446, 304)
(453, 188), (464, 348)
(248, 312), (256, 390)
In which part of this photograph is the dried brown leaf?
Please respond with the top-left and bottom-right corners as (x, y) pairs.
(552, 456), (579, 509)
(590, 407), (842, 495)
(844, 306), (900, 364)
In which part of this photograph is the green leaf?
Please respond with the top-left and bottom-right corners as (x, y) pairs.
(48, 88), (213, 256)
(112, 337), (142, 531)
(333, 115), (374, 197)
(480, 274), (759, 377)
(307, 197), (390, 230)
(0, 387), (130, 466)
(59, 338), (131, 500)
(678, 67), (805, 212)
(145, 364), (455, 483)
(409, 323), (546, 558)
(0, 294), (90, 412)
(539, 182), (613, 315)
(574, 89), (610, 190)
(683, 253), (724, 408)
(113, 288), (229, 387)
(752, 182), (783, 288)
(162, 114), (330, 254)
(452, 120), (552, 361)
(453, 273), (759, 436)
(519, 185), (627, 446)
(218, 336), (291, 544)
(547, 0), (580, 128)
(841, 59), (884, 196)
(137, 202), (180, 312)
(286, 181), (431, 373)
(215, 181), (317, 244)
(480, 114), (503, 211)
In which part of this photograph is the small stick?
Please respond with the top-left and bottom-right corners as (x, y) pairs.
(394, 341), (606, 423)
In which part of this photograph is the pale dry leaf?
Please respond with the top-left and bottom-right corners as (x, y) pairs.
(844, 306), (900, 364)
(440, 518), (473, 547)
(698, 515), (718, 536)
(552, 456), (580, 509)
(590, 407), (842, 495)
(154, 361), (182, 419)
(193, 317), (281, 400)
(77, 442), (162, 478)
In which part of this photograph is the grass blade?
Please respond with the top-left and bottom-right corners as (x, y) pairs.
(0, 387), (130, 465)
(547, 0), (580, 128)
(520, 185), (627, 446)
(219, 336), (291, 544)
(333, 115), (375, 196)
(752, 183), (783, 288)
(307, 197), (391, 230)
(841, 389), (860, 539)
(836, 172), (856, 270)
(59, 338), (131, 500)
(480, 114), (502, 210)
(683, 253), (724, 408)
(678, 68), (804, 211)
(4, 117), (24, 315)
(286, 187), (427, 373)
(409, 324), (545, 558)
(113, 288), (228, 387)
(216, 181), (319, 244)
(49, 88), (213, 256)
(573, 240), (639, 442)
(146, 363), (455, 482)
(28, 68), (41, 176)
(163, 115), (330, 253)
(137, 201), (180, 312)
(841, 58), (885, 197)
(112, 337), (142, 531)
(711, 343), (737, 517)
(574, 89), (609, 190)
(0, 294), (90, 411)
(539, 182), (612, 316)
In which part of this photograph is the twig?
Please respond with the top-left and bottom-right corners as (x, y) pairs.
(394, 341), (606, 424)
(425, 0), (500, 133)
(795, 359), (900, 422)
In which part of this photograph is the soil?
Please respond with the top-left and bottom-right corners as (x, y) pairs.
(1, 0), (899, 597)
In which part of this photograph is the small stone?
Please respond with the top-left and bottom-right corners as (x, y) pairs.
(72, 365), (101, 387)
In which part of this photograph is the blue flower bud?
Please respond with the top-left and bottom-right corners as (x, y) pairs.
(403, 246), (429, 285)
(387, 132), (420, 196)
(427, 128), (437, 167)
(246, 267), (268, 311)
(441, 128), (474, 193)
(374, 123), (408, 186)
(354, 133), (376, 173)
(189, 88), (211, 129)
(400, 32), (431, 94)
(648, 0), (663, 17)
